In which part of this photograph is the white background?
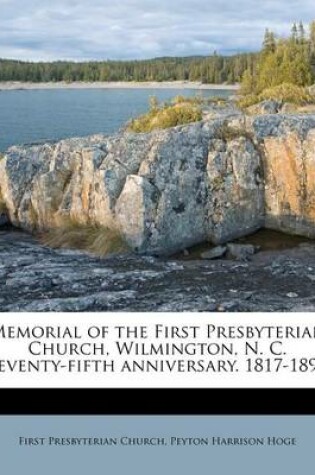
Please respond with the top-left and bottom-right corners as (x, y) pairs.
(1, 312), (315, 388)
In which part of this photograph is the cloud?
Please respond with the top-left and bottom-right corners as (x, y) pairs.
(0, 0), (314, 60)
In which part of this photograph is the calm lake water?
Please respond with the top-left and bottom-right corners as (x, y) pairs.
(0, 88), (231, 152)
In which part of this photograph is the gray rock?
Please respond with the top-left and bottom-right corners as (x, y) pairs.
(227, 243), (256, 260)
(201, 246), (227, 260)
(1, 230), (315, 312)
(0, 214), (9, 227)
(0, 116), (265, 255)
(1, 113), (315, 255)
(257, 100), (283, 115)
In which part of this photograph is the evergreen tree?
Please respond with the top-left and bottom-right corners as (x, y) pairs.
(1, 20), (315, 87)
(263, 29), (276, 54)
(241, 20), (315, 95)
(291, 23), (298, 43)
(240, 68), (256, 94)
(298, 21), (306, 43)
(310, 21), (315, 52)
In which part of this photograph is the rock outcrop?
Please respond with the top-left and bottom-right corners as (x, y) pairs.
(2, 229), (315, 312)
(1, 113), (315, 254)
(260, 117), (315, 238)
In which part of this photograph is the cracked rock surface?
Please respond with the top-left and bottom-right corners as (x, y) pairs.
(2, 113), (315, 255)
(0, 115), (265, 255)
(1, 230), (315, 312)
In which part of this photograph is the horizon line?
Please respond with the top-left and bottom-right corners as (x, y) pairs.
(0, 51), (258, 64)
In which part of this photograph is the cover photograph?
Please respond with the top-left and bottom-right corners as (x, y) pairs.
(0, 2), (315, 314)
(1, 0), (315, 472)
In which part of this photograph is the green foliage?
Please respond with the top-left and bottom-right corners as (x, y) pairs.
(238, 83), (315, 109)
(171, 95), (201, 104)
(0, 54), (257, 84)
(310, 21), (315, 75)
(237, 94), (261, 108)
(263, 29), (276, 54)
(128, 98), (203, 133)
(259, 83), (313, 104)
(238, 83), (314, 108)
(311, 21), (315, 52)
(128, 94), (230, 133)
(240, 21), (315, 96)
(291, 23), (299, 43)
(240, 69), (256, 95)
(171, 95), (226, 106)
(149, 95), (159, 111)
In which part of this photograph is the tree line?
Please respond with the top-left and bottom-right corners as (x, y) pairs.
(0, 54), (256, 84)
(1, 21), (314, 87)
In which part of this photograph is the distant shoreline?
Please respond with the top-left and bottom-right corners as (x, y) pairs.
(0, 81), (239, 91)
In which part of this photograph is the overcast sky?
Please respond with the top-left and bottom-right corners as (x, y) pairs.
(0, 0), (314, 61)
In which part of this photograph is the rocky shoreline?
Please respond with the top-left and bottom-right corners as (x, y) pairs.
(1, 100), (315, 311)
(1, 108), (315, 255)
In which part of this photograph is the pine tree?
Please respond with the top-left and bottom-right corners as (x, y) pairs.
(310, 21), (315, 53)
(298, 21), (306, 43)
(241, 20), (315, 95)
(309, 21), (315, 77)
(291, 23), (298, 43)
(240, 68), (256, 94)
(263, 29), (276, 54)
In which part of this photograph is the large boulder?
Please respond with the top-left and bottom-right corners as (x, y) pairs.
(1, 113), (315, 254)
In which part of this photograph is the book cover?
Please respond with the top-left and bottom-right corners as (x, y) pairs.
(1, 0), (315, 472)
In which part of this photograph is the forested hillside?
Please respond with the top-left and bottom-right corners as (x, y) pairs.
(241, 21), (315, 94)
(1, 21), (314, 87)
(0, 53), (256, 84)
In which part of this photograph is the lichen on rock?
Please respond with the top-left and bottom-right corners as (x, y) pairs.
(1, 112), (315, 254)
